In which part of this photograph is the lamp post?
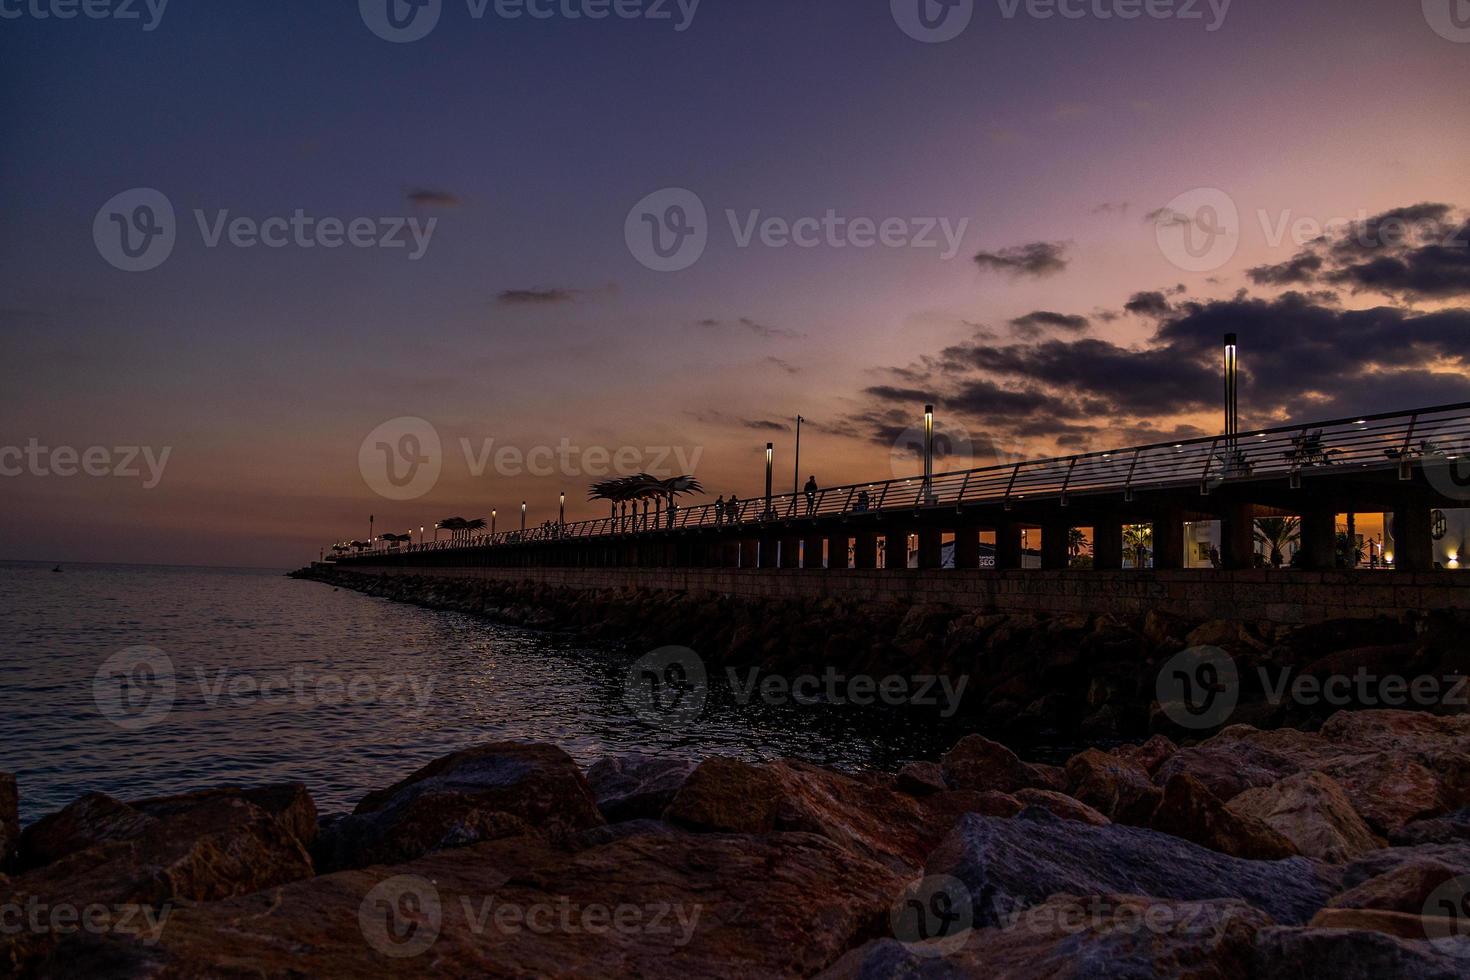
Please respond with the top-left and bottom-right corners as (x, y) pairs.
(521, 501), (527, 532)
(1224, 333), (1238, 451)
(765, 442), (774, 520)
(793, 415), (803, 497)
(491, 510), (496, 536)
(923, 405), (935, 501)
(560, 491), (566, 527)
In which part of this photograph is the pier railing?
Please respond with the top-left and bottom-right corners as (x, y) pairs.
(355, 402), (1470, 555)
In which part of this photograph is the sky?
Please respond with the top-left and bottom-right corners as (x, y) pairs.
(2, 0), (1469, 567)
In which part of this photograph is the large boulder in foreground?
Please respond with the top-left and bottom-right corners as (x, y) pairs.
(1253, 925), (1470, 979)
(1226, 771), (1383, 863)
(585, 754), (696, 823)
(1394, 809), (1470, 847)
(665, 757), (978, 872)
(1150, 773), (1297, 860)
(941, 735), (1047, 794)
(818, 894), (1271, 980)
(927, 808), (1337, 927)
(0, 773), (16, 870)
(1064, 749), (1161, 825)
(17, 793), (158, 870)
(43, 827), (905, 979)
(318, 742), (604, 871)
(130, 783), (318, 850)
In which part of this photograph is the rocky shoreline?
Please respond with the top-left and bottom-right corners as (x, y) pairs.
(4, 711), (1470, 977)
(292, 567), (1470, 741)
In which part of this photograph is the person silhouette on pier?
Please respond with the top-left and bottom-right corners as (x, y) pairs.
(726, 493), (741, 524)
(714, 495), (725, 526)
(804, 476), (818, 516)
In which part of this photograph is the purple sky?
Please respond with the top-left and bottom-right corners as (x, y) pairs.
(2, 0), (1468, 566)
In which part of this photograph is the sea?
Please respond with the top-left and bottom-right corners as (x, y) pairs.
(0, 561), (968, 824)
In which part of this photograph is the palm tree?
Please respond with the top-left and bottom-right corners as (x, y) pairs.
(1123, 524), (1152, 568)
(1067, 528), (1090, 559)
(1254, 517), (1300, 568)
(589, 474), (705, 529)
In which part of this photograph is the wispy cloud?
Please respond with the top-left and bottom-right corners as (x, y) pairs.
(405, 188), (461, 207)
(973, 241), (1070, 278)
(695, 317), (803, 340)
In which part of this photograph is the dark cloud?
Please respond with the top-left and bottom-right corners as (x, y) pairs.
(1248, 204), (1470, 299)
(1009, 311), (1089, 338)
(972, 241), (1069, 278)
(696, 317), (803, 340)
(406, 188), (460, 207)
(498, 288), (575, 305)
(1091, 202), (1130, 217)
(686, 410), (792, 433)
(763, 357), (801, 375)
(1124, 291), (1173, 317)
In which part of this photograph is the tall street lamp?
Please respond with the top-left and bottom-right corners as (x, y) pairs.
(1224, 333), (1238, 450)
(521, 501), (527, 531)
(793, 415), (803, 497)
(560, 491), (566, 526)
(923, 404), (935, 502)
(765, 442), (774, 520)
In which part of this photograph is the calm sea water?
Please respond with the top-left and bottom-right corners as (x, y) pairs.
(0, 562), (963, 824)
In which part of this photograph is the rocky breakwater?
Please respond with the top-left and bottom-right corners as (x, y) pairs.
(295, 567), (1470, 741)
(7, 708), (1470, 977)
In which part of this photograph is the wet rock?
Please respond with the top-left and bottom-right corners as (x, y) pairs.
(1150, 773), (1297, 860)
(1013, 789), (1109, 826)
(818, 895), (1271, 980)
(1227, 771), (1383, 862)
(1393, 809), (1470, 847)
(1317, 752), (1446, 837)
(1308, 908), (1451, 941)
(1252, 924), (1470, 979)
(1115, 734), (1178, 776)
(896, 761), (946, 797)
(17, 793), (158, 871)
(1064, 748), (1161, 825)
(0, 773), (15, 870)
(585, 754), (697, 823)
(319, 742), (603, 870)
(45, 828), (906, 980)
(663, 757), (784, 834)
(131, 783), (317, 850)
(1154, 740), (1304, 802)
(926, 808), (1337, 927)
(1326, 859), (1462, 915)
(941, 734), (1045, 794)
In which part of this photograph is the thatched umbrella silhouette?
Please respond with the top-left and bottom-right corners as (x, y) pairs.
(589, 474), (704, 529)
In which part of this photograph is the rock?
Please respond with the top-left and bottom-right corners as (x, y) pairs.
(896, 761), (947, 797)
(320, 742), (604, 871)
(1320, 710), (1470, 809)
(1115, 734), (1178, 776)
(1309, 908), (1452, 941)
(1227, 771), (1383, 862)
(1144, 609), (1191, 648)
(1029, 763), (1068, 793)
(1187, 619), (1266, 651)
(131, 783), (318, 849)
(1339, 843), (1470, 891)
(585, 754), (696, 823)
(43, 828), (906, 979)
(941, 735), (1044, 794)
(670, 758), (977, 873)
(17, 793), (158, 870)
(1326, 859), (1463, 915)
(1151, 773), (1297, 860)
(818, 895), (1271, 980)
(1253, 925), (1470, 979)
(1064, 748), (1161, 825)
(0, 773), (15, 870)
(1394, 809), (1470, 847)
(1013, 789), (1109, 826)
(926, 808), (1337, 927)
(1155, 740), (1305, 802)
(1318, 752), (1446, 837)
(663, 757), (784, 834)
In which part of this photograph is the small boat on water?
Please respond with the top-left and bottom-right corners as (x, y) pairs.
(52, 565), (63, 573)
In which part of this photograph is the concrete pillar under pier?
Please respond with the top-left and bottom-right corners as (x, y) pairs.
(826, 533), (849, 569)
(883, 529), (909, 570)
(953, 527), (980, 570)
(853, 532), (878, 569)
(1152, 510), (1185, 570)
(995, 523), (1023, 570)
(1392, 501), (1433, 572)
(1041, 523), (1071, 570)
(1219, 502), (1256, 570)
(917, 528), (943, 569)
(1298, 509), (1336, 571)
(739, 538), (760, 569)
(779, 535), (801, 569)
(1093, 518), (1123, 570)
